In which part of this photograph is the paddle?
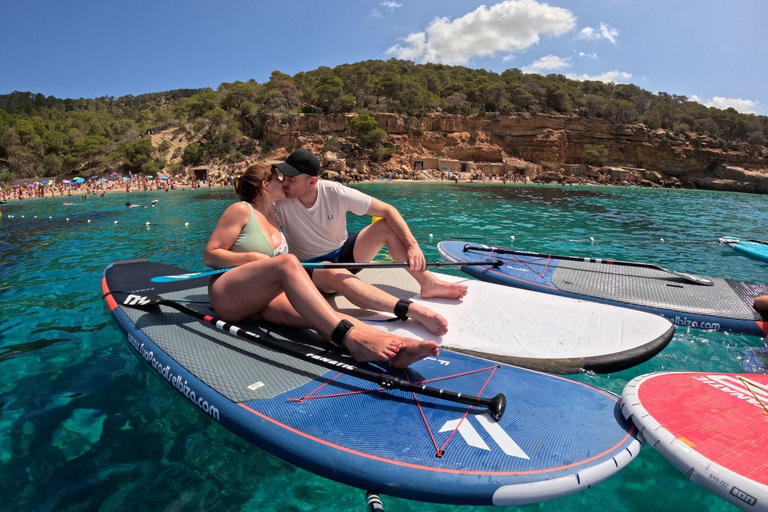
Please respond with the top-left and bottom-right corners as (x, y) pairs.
(462, 244), (714, 286)
(115, 292), (507, 420)
(150, 260), (504, 283)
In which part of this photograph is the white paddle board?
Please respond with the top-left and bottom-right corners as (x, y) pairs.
(329, 269), (675, 373)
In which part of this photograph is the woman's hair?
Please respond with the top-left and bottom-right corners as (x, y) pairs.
(233, 163), (275, 203)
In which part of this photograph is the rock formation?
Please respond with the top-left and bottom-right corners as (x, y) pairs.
(255, 112), (768, 193)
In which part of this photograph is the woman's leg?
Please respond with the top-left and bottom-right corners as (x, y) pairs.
(258, 293), (439, 368)
(210, 255), (436, 364)
(211, 254), (344, 334)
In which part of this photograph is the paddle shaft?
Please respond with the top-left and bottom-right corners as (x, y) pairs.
(151, 260), (503, 283)
(462, 245), (714, 286)
(117, 293), (506, 420)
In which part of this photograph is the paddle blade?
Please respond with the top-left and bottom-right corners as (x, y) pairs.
(150, 267), (231, 283)
(151, 274), (196, 283)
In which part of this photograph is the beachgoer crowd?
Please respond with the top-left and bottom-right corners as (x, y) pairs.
(0, 173), (236, 202)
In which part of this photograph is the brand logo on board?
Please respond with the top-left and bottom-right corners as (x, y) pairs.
(693, 375), (768, 409)
(439, 413), (529, 459)
(123, 294), (151, 306)
(730, 486), (757, 507)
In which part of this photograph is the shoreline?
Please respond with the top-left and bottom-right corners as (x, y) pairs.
(2, 176), (762, 208)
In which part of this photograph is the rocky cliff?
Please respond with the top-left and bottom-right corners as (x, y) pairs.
(259, 112), (768, 193)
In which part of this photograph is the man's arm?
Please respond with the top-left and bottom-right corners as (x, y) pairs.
(366, 197), (426, 271)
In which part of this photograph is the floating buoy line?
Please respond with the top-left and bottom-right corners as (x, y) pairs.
(0, 215), (739, 245)
(411, 231), (723, 245)
(1, 214), (191, 229)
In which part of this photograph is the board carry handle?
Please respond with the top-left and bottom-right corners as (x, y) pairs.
(150, 259), (504, 283)
(462, 244), (714, 286)
(113, 292), (507, 420)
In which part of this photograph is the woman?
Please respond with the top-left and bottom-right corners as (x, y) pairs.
(203, 163), (438, 368)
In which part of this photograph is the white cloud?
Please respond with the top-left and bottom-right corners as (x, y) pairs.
(371, 8), (383, 18)
(695, 96), (758, 114)
(566, 70), (633, 83)
(578, 23), (619, 44)
(380, 1), (402, 11)
(578, 27), (599, 40)
(577, 51), (598, 59)
(522, 54), (572, 74)
(386, 0), (576, 65)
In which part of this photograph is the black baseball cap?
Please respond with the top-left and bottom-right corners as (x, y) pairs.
(273, 148), (320, 177)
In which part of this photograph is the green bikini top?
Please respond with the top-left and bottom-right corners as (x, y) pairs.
(231, 203), (289, 257)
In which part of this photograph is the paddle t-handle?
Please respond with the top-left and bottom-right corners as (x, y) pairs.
(488, 393), (506, 421)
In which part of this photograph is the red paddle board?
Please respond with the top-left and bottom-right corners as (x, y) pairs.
(621, 373), (768, 511)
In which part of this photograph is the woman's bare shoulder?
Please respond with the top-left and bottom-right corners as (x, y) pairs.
(216, 201), (251, 225)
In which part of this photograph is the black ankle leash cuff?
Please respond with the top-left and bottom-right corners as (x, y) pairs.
(394, 299), (412, 321)
(330, 319), (354, 347)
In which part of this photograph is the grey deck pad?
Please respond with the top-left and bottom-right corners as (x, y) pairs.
(551, 262), (767, 321)
(120, 269), (414, 403)
(121, 286), (335, 403)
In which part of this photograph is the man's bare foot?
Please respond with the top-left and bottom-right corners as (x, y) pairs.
(390, 337), (439, 369)
(419, 278), (468, 300)
(408, 304), (448, 336)
(342, 329), (403, 363)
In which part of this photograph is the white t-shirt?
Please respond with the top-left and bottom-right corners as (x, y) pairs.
(274, 180), (372, 260)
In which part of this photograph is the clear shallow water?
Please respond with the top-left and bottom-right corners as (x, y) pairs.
(1, 183), (767, 512)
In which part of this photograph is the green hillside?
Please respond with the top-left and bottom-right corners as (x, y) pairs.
(1, 59), (766, 182)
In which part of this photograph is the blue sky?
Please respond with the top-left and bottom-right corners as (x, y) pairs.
(1, 0), (766, 115)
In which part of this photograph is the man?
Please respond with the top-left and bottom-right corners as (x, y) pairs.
(273, 148), (467, 336)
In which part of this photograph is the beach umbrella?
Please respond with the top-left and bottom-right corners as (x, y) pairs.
(146, 175), (154, 179)
(62, 180), (71, 184)
(41, 180), (49, 184)
(122, 177), (130, 181)
(98, 178), (108, 182)
(72, 177), (85, 183)
(159, 175), (168, 179)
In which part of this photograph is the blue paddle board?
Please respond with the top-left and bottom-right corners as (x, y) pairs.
(103, 259), (641, 506)
(438, 241), (768, 338)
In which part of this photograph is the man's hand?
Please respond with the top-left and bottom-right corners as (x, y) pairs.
(406, 243), (426, 271)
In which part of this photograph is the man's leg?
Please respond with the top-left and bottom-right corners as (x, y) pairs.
(311, 267), (448, 336)
(352, 219), (468, 300)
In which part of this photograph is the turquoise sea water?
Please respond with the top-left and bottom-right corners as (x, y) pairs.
(1, 183), (767, 512)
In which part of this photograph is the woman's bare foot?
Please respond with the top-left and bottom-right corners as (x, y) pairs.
(390, 336), (439, 369)
(419, 277), (468, 300)
(342, 328), (403, 363)
(408, 304), (448, 336)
